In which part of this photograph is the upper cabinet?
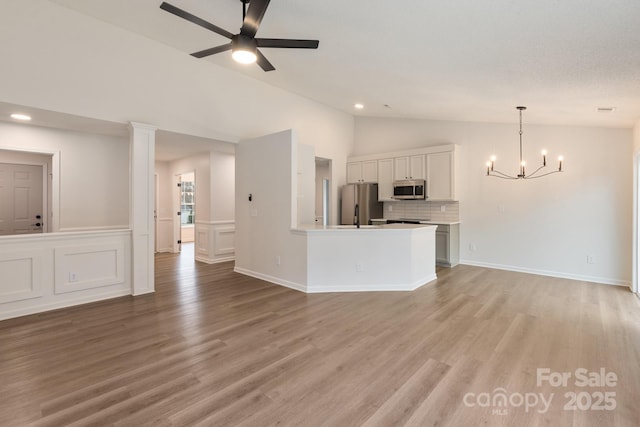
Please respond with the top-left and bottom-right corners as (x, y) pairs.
(347, 160), (378, 183)
(426, 151), (455, 200)
(347, 144), (459, 201)
(377, 158), (394, 201)
(393, 155), (425, 180)
(346, 162), (362, 183)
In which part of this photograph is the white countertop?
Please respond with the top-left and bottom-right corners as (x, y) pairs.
(370, 219), (461, 225)
(292, 223), (435, 232)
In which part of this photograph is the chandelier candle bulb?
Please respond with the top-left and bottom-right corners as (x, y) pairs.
(558, 156), (563, 171)
(542, 149), (547, 166)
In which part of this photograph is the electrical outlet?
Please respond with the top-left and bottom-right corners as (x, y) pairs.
(469, 244), (476, 252)
(356, 262), (363, 272)
(498, 205), (506, 213)
(440, 205), (446, 212)
(69, 272), (78, 282)
(587, 255), (594, 264)
(388, 205), (393, 212)
(276, 256), (281, 266)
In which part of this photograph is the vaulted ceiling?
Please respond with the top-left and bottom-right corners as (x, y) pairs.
(50, 0), (640, 128)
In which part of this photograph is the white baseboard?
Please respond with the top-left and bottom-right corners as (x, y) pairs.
(233, 267), (306, 293)
(233, 268), (437, 294)
(196, 255), (235, 264)
(0, 289), (131, 322)
(459, 259), (631, 288)
(307, 273), (438, 293)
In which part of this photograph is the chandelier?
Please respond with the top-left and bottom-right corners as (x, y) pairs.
(486, 106), (563, 179)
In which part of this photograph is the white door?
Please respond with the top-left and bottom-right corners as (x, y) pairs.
(0, 163), (44, 235)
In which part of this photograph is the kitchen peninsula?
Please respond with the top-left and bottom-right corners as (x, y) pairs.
(235, 131), (438, 295)
(292, 223), (437, 293)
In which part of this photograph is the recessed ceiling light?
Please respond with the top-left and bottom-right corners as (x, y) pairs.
(597, 107), (616, 113)
(10, 113), (31, 121)
(354, 103), (364, 110)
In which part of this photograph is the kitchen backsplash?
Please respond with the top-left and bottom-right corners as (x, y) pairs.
(384, 201), (460, 222)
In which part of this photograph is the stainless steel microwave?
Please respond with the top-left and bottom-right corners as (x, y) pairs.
(393, 179), (426, 200)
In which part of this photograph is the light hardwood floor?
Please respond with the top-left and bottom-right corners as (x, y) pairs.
(1, 246), (640, 426)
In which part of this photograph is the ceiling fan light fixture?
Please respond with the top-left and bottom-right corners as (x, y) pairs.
(231, 34), (257, 64)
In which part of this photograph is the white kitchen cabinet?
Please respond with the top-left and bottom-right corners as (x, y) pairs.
(346, 143), (458, 200)
(410, 155), (426, 180)
(362, 160), (378, 182)
(347, 160), (378, 183)
(377, 158), (394, 201)
(394, 157), (409, 180)
(426, 151), (455, 200)
(394, 155), (425, 180)
(435, 224), (459, 267)
(347, 162), (362, 183)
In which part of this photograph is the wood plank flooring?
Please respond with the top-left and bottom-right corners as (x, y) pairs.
(1, 245), (640, 426)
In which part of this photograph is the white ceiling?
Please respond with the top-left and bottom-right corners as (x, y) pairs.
(50, 0), (640, 128)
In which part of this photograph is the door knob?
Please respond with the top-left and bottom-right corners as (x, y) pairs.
(31, 223), (41, 227)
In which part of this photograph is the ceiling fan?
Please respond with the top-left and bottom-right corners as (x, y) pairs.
(160, 0), (319, 72)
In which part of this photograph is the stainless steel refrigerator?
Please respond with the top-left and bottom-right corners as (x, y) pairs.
(340, 183), (383, 225)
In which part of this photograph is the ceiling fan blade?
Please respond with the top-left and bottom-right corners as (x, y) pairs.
(256, 38), (319, 49)
(256, 50), (275, 72)
(191, 43), (232, 58)
(240, 0), (270, 39)
(160, 2), (234, 39)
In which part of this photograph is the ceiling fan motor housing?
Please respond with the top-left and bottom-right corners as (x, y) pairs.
(232, 34), (257, 54)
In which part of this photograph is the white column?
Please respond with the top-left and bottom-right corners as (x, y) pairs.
(129, 122), (157, 295)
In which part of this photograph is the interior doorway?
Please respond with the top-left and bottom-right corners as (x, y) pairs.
(174, 171), (196, 253)
(180, 172), (195, 243)
(633, 152), (639, 294)
(0, 148), (53, 235)
(315, 158), (332, 225)
(0, 163), (44, 235)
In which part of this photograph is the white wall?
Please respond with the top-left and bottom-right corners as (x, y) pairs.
(355, 117), (633, 286)
(209, 151), (235, 222)
(0, 0), (354, 225)
(0, 122), (129, 231)
(234, 130), (310, 290)
(297, 144), (317, 226)
(154, 161), (173, 252)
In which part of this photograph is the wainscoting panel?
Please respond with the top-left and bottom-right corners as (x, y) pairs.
(156, 218), (173, 253)
(0, 230), (131, 321)
(196, 227), (210, 259)
(0, 249), (44, 303)
(54, 242), (125, 294)
(195, 221), (235, 264)
(214, 227), (235, 256)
